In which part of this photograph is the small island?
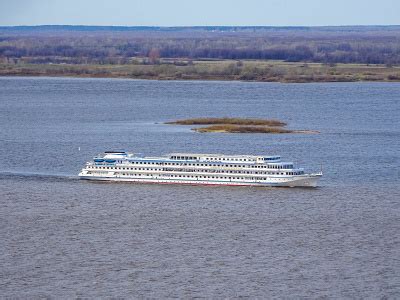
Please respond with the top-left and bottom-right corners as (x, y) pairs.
(166, 117), (319, 134)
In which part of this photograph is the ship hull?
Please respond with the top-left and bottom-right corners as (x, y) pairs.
(78, 173), (321, 188)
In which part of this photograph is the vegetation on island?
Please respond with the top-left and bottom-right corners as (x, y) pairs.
(166, 117), (319, 134)
(1, 25), (400, 82)
(195, 125), (292, 133)
(166, 117), (286, 127)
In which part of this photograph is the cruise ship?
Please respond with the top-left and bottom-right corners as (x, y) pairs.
(79, 151), (322, 187)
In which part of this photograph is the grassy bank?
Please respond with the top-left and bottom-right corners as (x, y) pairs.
(194, 125), (292, 134)
(166, 117), (319, 134)
(1, 60), (400, 83)
(166, 117), (287, 127)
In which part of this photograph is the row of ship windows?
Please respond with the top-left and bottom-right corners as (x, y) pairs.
(89, 166), (303, 175)
(90, 167), (303, 176)
(171, 156), (254, 162)
(162, 168), (302, 175)
(115, 173), (277, 180)
(170, 156), (279, 162)
(105, 161), (292, 169)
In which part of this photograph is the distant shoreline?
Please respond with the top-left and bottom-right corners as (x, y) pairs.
(2, 25), (400, 83)
(1, 61), (400, 83)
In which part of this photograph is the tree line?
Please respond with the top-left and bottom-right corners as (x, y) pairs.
(1, 26), (400, 65)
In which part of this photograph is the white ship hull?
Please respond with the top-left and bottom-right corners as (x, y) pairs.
(79, 172), (322, 188)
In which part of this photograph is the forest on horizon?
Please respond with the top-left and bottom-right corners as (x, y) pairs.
(1, 25), (400, 66)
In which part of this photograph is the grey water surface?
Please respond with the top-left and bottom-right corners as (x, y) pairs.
(0, 77), (399, 298)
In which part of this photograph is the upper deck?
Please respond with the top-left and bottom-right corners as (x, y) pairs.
(81, 151), (315, 183)
(168, 153), (281, 163)
(89, 151), (298, 170)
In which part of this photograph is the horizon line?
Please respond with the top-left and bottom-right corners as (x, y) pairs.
(1, 24), (400, 28)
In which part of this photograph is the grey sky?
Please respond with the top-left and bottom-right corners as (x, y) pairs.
(0, 0), (399, 26)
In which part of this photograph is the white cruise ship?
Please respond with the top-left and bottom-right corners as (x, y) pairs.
(79, 151), (322, 187)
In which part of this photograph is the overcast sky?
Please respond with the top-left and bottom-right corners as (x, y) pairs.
(1, 0), (399, 26)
